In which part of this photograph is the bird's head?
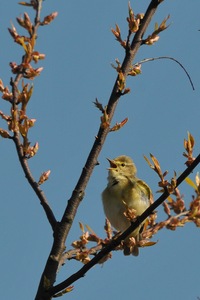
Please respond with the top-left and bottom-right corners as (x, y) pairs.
(107, 155), (137, 179)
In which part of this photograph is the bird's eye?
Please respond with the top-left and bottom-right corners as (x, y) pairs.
(121, 163), (125, 167)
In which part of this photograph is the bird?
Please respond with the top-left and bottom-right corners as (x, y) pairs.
(102, 155), (152, 255)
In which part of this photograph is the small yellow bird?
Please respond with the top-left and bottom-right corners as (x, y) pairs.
(102, 155), (152, 255)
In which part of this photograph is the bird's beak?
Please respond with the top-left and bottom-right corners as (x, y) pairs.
(106, 158), (117, 169)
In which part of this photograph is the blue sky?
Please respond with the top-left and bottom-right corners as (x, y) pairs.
(0, 0), (200, 299)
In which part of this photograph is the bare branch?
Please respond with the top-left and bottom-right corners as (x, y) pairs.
(12, 128), (57, 229)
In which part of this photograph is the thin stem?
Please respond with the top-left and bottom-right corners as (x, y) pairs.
(35, 0), (43, 25)
(10, 0), (57, 230)
(12, 128), (57, 229)
(137, 56), (195, 90)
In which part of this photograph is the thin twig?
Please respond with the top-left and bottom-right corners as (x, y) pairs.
(35, 0), (43, 25)
(137, 56), (195, 90)
(58, 243), (104, 270)
(10, 0), (57, 230)
(12, 127), (57, 229)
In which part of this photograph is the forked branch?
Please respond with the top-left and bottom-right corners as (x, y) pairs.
(35, 0), (166, 299)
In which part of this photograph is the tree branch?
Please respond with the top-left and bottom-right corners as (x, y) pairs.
(12, 126), (57, 230)
(50, 152), (200, 296)
(35, 1), (164, 299)
(9, 0), (57, 231)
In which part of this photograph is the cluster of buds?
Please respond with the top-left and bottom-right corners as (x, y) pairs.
(0, 76), (38, 157)
(8, 10), (57, 80)
(71, 223), (110, 264)
(19, 116), (36, 136)
(16, 12), (33, 35)
(138, 179), (200, 240)
(111, 24), (127, 49)
(0, 80), (13, 102)
(68, 212), (156, 260)
(189, 197), (200, 227)
(117, 70), (126, 93)
(111, 3), (144, 50)
(24, 141), (39, 158)
(0, 6), (57, 165)
(112, 2), (168, 51)
(183, 132), (195, 166)
(93, 98), (128, 132)
(18, 82), (33, 111)
(111, 59), (128, 94)
(142, 133), (200, 237)
(0, 93), (39, 158)
(127, 2), (144, 33)
(143, 133), (196, 193)
(144, 15), (170, 45)
(166, 188), (185, 215)
(144, 153), (177, 194)
(111, 2), (144, 49)
(112, 58), (140, 94)
(63, 166), (200, 262)
(128, 64), (141, 76)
